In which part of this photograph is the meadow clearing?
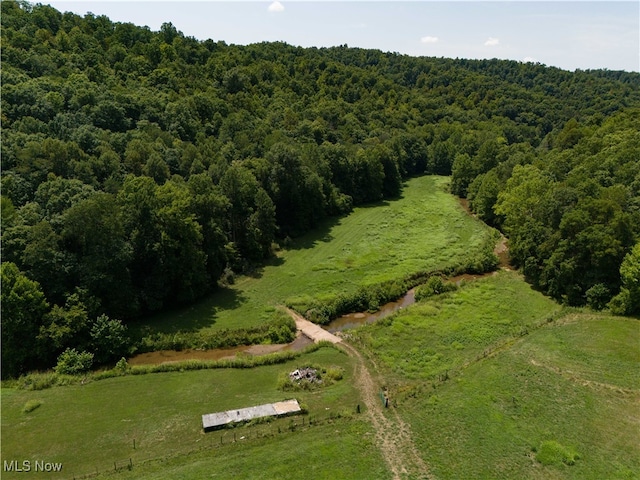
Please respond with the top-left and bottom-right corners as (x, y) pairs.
(1, 346), (392, 480)
(135, 175), (495, 336)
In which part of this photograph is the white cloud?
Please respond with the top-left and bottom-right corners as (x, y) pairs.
(484, 37), (500, 47)
(267, 1), (284, 13)
(420, 36), (439, 44)
(523, 56), (537, 63)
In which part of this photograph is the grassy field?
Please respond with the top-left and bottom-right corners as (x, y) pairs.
(400, 314), (640, 479)
(4, 176), (636, 479)
(354, 271), (640, 479)
(1, 346), (390, 479)
(105, 419), (390, 480)
(136, 175), (495, 335)
(352, 270), (561, 381)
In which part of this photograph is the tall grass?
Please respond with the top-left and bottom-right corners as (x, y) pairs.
(352, 270), (560, 381)
(291, 232), (499, 324)
(134, 176), (497, 335)
(13, 342), (338, 391)
(355, 269), (640, 479)
(133, 310), (296, 353)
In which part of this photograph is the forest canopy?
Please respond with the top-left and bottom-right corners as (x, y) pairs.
(1, 1), (639, 377)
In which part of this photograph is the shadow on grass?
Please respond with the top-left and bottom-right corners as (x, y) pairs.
(245, 255), (285, 279)
(285, 196), (397, 251)
(286, 215), (342, 250)
(129, 286), (249, 335)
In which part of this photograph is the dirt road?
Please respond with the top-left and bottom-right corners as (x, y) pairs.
(340, 341), (432, 480)
(284, 307), (431, 478)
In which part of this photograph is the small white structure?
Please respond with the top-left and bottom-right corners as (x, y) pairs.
(202, 399), (301, 432)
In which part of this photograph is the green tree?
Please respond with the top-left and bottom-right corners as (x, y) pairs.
(246, 187), (277, 260)
(21, 220), (73, 305)
(37, 293), (89, 363)
(54, 348), (93, 375)
(187, 173), (228, 281)
(467, 169), (502, 225)
(1, 262), (49, 377)
(609, 242), (640, 315)
(267, 143), (325, 236)
(156, 178), (209, 304)
(61, 193), (133, 317)
(495, 164), (558, 283)
(220, 163), (276, 262)
(89, 314), (129, 364)
(451, 153), (475, 197)
(542, 198), (635, 305)
(117, 175), (163, 313)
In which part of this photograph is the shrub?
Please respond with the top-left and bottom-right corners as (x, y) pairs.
(609, 289), (632, 315)
(115, 357), (129, 372)
(415, 276), (458, 301)
(220, 266), (235, 285)
(278, 363), (344, 391)
(54, 348), (94, 375)
(277, 373), (297, 391)
(22, 400), (42, 413)
(16, 372), (79, 390)
(535, 440), (580, 466)
(585, 283), (610, 310)
(90, 315), (130, 365)
(135, 314), (297, 353)
(325, 366), (344, 381)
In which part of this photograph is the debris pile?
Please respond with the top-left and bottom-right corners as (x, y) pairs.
(289, 367), (321, 384)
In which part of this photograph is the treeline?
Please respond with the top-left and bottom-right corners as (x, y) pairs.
(1, 1), (639, 377)
(454, 110), (640, 313)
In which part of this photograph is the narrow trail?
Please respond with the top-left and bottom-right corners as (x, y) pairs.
(339, 341), (433, 480)
(284, 307), (431, 479)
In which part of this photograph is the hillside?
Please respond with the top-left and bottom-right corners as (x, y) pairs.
(1, 1), (639, 378)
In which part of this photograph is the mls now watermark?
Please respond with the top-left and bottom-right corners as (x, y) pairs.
(4, 460), (63, 473)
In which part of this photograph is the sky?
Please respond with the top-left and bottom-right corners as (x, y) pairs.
(42, 1), (639, 72)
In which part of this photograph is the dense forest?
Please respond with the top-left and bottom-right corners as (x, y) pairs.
(2, 1), (639, 377)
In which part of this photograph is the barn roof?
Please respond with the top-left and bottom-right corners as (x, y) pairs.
(202, 399), (301, 431)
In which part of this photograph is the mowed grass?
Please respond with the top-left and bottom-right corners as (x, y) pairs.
(1, 346), (388, 479)
(357, 271), (640, 479)
(139, 175), (494, 334)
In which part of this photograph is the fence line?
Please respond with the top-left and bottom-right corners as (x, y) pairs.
(67, 411), (355, 480)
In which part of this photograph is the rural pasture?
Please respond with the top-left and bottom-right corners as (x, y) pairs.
(2, 178), (637, 479)
(353, 271), (640, 479)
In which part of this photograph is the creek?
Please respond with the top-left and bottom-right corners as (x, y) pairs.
(130, 197), (509, 365)
(128, 332), (313, 365)
(325, 289), (416, 333)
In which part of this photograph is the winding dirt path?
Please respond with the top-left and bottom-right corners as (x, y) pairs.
(284, 307), (431, 478)
(339, 341), (432, 480)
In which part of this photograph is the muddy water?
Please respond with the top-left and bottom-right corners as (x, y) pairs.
(325, 289), (416, 333)
(324, 195), (512, 334)
(131, 196), (511, 363)
(128, 332), (313, 366)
